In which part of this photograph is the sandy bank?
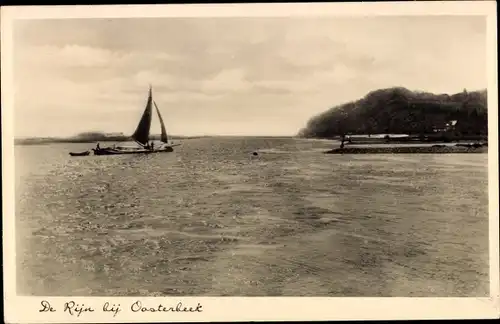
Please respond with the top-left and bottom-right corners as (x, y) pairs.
(325, 145), (487, 154)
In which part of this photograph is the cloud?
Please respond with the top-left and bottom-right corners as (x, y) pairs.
(17, 44), (179, 74)
(12, 16), (488, 137)
(201, 68), (252, 94)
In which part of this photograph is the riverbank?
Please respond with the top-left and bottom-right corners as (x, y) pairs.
(325, 144), (487, 154)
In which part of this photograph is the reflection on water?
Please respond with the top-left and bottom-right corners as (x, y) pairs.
(15, 137), (489, 296)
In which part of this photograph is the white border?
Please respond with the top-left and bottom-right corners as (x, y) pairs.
(2, 2), (499, 322)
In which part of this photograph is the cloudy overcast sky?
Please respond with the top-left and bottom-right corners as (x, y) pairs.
(13, 16), (486, 138)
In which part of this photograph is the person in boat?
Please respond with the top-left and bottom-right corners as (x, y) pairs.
(96, 143), (100, 150)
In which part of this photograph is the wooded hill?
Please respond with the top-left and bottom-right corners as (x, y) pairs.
(298, 87), (488, 139)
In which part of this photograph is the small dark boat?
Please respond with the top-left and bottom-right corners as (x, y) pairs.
(69, 151), (90, 157)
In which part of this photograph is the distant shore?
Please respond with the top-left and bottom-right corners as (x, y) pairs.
(325, 144), (487, 154)
(14, 135), (298, 145)
(14, 135), (209, 145)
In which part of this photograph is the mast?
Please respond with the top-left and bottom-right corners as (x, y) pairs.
(131, 85), (153, 146)
(154, 101), (169, 144)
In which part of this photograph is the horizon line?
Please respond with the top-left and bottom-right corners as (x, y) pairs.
(14, 134), (299, 140)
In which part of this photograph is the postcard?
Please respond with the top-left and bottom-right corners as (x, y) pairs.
(2, 1), (499, 322)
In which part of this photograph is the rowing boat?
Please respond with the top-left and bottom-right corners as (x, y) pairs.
(69, 151), (90, 156)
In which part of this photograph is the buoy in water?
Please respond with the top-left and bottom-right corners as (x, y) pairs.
(252, 152), (259, 156)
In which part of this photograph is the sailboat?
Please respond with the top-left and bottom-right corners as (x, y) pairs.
(92, 85), (179, 156)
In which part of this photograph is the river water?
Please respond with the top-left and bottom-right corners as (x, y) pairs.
(15, 137), (489, 296)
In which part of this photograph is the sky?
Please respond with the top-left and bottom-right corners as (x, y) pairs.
(12, 16), (487, 138)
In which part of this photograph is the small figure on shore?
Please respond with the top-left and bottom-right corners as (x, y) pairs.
(340, 134), (346, 149)
(151, 141), (155, 151)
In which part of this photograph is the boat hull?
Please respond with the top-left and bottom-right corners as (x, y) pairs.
(92, 146), (174, 155)
(69, 151), (90, 156)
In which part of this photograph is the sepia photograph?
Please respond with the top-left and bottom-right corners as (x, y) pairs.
(2, 2), (499, 322)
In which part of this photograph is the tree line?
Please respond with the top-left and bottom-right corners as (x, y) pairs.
(298, 87), (488, 139)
